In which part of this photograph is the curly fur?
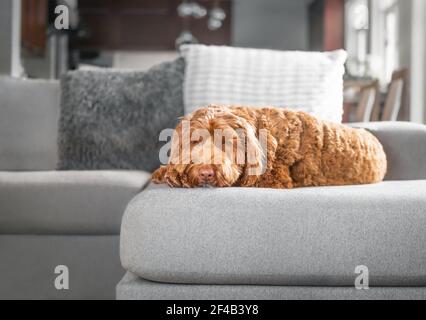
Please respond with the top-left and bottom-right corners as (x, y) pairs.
(152, 105), (387, 189)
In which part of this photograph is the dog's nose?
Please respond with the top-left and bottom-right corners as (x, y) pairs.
(198, 166), (215, 182)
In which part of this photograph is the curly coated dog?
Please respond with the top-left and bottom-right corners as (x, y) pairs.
(152, 105), (387, 189)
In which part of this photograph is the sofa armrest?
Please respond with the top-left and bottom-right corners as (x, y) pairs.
(0, 170), (151, 235)
(349, 122), (426, 181)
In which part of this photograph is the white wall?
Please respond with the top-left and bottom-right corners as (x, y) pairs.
(401, 0), (425, 123)
(369, 0), (425, 123)
(113, 51), (178, 70)
(11, 0), (22, 77)
(232, 0), (311, 51)
(423, 0), (426, 124)
(410, 0), (426, 123)
(0, 0), (13, 75)
(398, 0), (412, 69)
(397, 0), (426, 123)
(0, 0), (21, 77)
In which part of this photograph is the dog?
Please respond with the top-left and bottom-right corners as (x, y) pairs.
(152, 105), (387, 189)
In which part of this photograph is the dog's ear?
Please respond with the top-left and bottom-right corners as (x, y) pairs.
(151, 166), (167, 184)
(239, 117), (277, 187)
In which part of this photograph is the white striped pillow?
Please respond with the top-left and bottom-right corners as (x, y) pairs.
(181, 45), (347, 123)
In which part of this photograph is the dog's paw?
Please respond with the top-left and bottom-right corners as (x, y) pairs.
(151, 166), (167, 184)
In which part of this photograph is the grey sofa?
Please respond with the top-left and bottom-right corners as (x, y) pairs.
(0, 77), (150, 299)
(1, 76), (425, 300)
(117, 122), (426, 300)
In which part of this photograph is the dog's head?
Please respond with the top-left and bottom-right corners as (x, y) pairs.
(165, 105), (265, 188)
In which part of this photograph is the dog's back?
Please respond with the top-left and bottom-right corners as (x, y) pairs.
(229, 106), (387, 188)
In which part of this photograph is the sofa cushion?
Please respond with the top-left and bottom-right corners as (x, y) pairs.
(58, 58), (185, 172)
(182, 44), (347, 122)
(0, 235), (122, 299)
(0, 171), (150, 234)
(350, 122), (426, 181)
(120, 182), (426, 287)
(0, 77), (60, 171)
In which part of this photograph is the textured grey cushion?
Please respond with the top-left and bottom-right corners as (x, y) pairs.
(117, 272), (426, 300)
(0, 235), (122, 300)
(349, 122), (426, 180)
(0, 171), (150, 234)
(58, 58), (185, 172)
(121, 181), (426, 286)
(0, 77), (60, 171)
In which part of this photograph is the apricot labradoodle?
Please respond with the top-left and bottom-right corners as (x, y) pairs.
(152, 105), (387, 189)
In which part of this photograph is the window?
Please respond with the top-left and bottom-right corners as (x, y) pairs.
(383, 3), (399, 83)
(345, 0), (400, 85)
(345, 0), (370, 77)
(369, 0), (400, 86)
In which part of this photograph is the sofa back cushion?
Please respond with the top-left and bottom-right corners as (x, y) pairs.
(182, 45), (347, 123)
(58, 58), (185, 172)
(0, 77), (60, 171)
(350, 122), (426, 181)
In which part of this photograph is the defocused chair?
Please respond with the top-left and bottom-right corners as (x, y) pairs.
(381, 69), (409, 121)
(355, 80), (380, 123)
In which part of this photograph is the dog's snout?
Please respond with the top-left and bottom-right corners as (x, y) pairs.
(198, 166), (215, 182)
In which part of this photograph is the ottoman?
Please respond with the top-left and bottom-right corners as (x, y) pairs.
(117, 182), (426, 300)
(117, 122), (426, 300)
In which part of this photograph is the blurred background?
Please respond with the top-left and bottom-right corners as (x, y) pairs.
(0, 0), (425, 123)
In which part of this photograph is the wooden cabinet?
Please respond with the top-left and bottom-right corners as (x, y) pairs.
(75, 0), (232, 50)
(21, 0), (48, 55)
(309, 0), (344, 51)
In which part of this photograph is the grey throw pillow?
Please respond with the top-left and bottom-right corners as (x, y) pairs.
(58, 58), (185, 172)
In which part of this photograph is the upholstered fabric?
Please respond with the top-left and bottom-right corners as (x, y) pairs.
(0, 77), (60, 171)
(58, 58), (185, 172)
(181, 45), (347, 122)
(0, 171), (150, 234)
(350, 122), (426, 180)
(0, 235), (122, 300)
(121, 181), (426, 286)
(117, 273), (426, 300)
